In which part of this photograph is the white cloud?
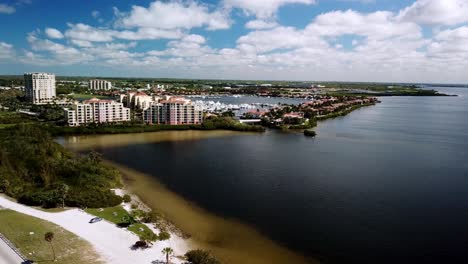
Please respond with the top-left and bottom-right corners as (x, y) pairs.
(237, 26), (326, 54)
(147, 34), (211, 57)
(306, 10), (421, 40)
(115, 28), (182, 40)
(91, 10), (100, 18)
(338, 0), (375, 3)
(0, 4), (15, 14)
(64, 23), (183, 43)
(428, 26), (468, 58)
(0, 42), (15, 59)
(245, 20), (278, 29)
(119, 1), (230, 30)
(397, 0), (468, 26)
(70, 39), (93, 48)
(10, 0), (468, 83)
(224, 0), (315, 19)
(45, 28), (64, 39)
(27, 33), (92, 64)
(65, 23), (114, 42)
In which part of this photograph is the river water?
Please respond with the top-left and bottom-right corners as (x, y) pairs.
(62, 88), (468, 264)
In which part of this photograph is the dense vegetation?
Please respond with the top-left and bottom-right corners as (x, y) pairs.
(44, 116), (265, 136)
(0, 125), (123, 208)
(185, 249), (221, 264)
(316, 103), (374, 121)
(200, 116), (265, 132)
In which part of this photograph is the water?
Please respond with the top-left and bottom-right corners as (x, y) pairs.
(191, 95), (307, 106)
(191, 95), (307, 115)
(64, 88), (468, 264)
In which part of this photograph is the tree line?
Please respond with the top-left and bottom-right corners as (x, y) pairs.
(0, 124), (123, 208)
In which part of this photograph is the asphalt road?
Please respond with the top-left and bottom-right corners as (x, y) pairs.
(0, 237), (25, 264)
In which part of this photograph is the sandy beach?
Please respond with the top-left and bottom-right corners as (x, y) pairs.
(0, 195), (190, 264)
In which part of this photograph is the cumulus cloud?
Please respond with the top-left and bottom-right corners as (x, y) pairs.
(307, 10), (421, 40)
(45, 28), (64, 39)
(245, 20), (278, 29)
(91, 10), (100, 18)
(428, 26), (468, 59)
(11, 0), (468, 82)
(224, 0), (315, 19)
(65, 23), (114, 42)
(0, 4), (15, 14)
(0, 42), (15, 59)
(397, 0), (468, 26)
(119, 1), (231, 30)
(64, 23), (183, 43)
(27, 33), (92, 64)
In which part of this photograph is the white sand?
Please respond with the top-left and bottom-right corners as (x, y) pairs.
(0, 195), (190, 264)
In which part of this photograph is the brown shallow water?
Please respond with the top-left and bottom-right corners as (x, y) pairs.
(60, 131), (317, 264)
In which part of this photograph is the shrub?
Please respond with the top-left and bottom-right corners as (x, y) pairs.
(158, 231), (170, 241)
(122, 194), (131, 203)
(185, 249), (221, 264)
(132, 240), (148, 250)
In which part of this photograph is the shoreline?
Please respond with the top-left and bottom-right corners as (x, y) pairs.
(107, 160), (319, 264)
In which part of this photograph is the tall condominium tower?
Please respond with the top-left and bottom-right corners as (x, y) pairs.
(24, 72), (56, 104)
(89, 79), (112, 90)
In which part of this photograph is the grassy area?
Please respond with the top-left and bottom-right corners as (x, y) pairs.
(127, 223), (155, 239)
(85, 206), (131, 224)
(86, 206), (157, 239)
(0, 111), (37, 125)
(0, 123), (16, 129)
(0, 209), (102, 264)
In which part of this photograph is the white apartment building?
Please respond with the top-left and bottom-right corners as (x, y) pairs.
(89, 79), (112, 90)
(64, 98), (130, 126)
(119, 91), (156, 110)
(24, 72), (56, 104)
(143, 97), (203, 125)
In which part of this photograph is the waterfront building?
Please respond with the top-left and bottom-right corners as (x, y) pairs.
(119, 91), (156, 110)
(143, 97), (203, 125)
(24, 72), (56, 104)
(64, 98), (130, 126)
(89, 79), (112, 90)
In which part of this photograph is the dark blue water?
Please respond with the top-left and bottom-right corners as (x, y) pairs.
(98, 88), (468, 264)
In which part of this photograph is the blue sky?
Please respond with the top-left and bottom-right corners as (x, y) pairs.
(1, 0), (468, 83)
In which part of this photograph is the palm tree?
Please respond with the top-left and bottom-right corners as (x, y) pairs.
(161, 247), (173, 264)
(44, 232), (55, 260)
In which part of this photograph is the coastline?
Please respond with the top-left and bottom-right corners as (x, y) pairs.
(106, 160), (319, 264)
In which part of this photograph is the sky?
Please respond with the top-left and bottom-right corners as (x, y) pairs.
(0, 0), (468, 83)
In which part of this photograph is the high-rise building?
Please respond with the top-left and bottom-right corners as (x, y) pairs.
(24, 72), (56, 104)
(64, 98), (131, 126)
(89, 79), (112, 90)
(143, 97), (203, 125)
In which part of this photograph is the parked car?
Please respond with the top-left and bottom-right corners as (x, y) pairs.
(89, 217), (102, 223)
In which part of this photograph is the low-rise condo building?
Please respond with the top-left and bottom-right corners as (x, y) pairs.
(119, 91), (156, 110)
(64, 98), (130, 126)
(143, 97), (203, 125)
(89, 79), (112, 90)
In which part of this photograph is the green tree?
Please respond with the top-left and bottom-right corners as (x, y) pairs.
(57, 183), (69, 208)
(162, 247), (174, 264)
(44, 231), (56, 260)
(0, 179), (9, 193)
